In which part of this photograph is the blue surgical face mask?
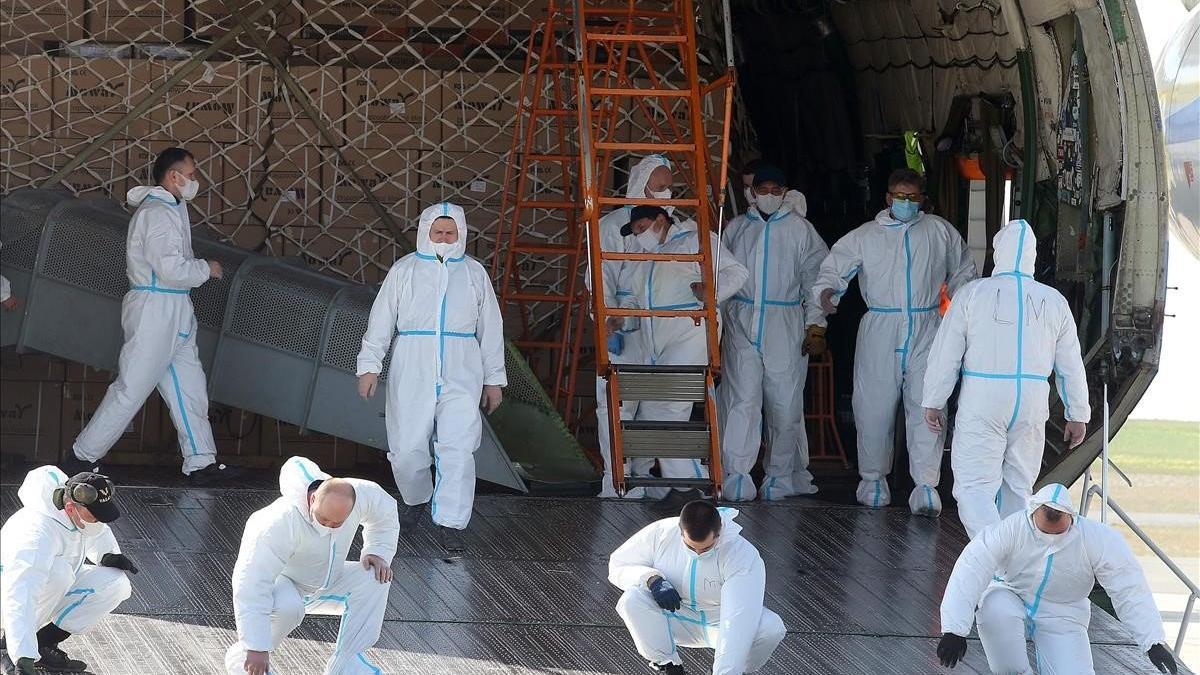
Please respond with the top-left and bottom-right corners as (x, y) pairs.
(891, 198), (919, 223)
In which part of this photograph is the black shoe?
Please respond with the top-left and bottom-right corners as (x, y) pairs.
(657, 487), (706, 509)
(188, 462), (246, 486)
(59, 453), (99, 478)
(650, 662), (686, 674)
(438, 526), (466, 555)
(399, 503), (427, 529)
(35, 645), (87, 673)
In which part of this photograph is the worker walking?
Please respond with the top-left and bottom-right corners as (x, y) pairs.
(937, 483), (1177, 674)
(225, 456), (399, 675)
(609, 500), (786, 675)
(1, 468), (134, 675)
(65, 147), (238, 485)
(356, 202), (506, 554)
(588, 154), (675, 498)
(614, 206), (750, 495)
(812, 168), (976, 514)
(719, 162), (828, 501)
(922, 219), (1091, 538)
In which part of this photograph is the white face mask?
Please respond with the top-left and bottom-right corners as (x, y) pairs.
(648, 188), (673, 214)
(743, 187), (756, 206)
(432, 240), (456, 259)
(636, 228), (661, 251)
(179, 177), (200, 202)
(756, 193), (784, 215)
(310, 514), (338, 537)
(80, 518), (106, 535)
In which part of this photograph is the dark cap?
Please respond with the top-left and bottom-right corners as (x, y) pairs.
(620, 204), (670, 236)
(751, 163), (786, 188)
(65, 472), (119, 523)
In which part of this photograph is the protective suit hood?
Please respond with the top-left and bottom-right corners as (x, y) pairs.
(992, 219), (1036, 276)
(1026, 483), (1076, 518)
(126, 185), (177, 208)
(16, 465), (75, 529)
(417, 202), (469, 260)
(711, 507), (744, 550)
(278, 456), (331, 519)
(626, 155), (672, 199)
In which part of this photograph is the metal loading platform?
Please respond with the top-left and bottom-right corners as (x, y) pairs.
(0, 473), (1183, 675)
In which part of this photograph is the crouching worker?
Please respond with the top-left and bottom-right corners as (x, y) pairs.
(609, 500), (786, 674)
(225, 456), (399, 675)
(1, 468), (135, 675)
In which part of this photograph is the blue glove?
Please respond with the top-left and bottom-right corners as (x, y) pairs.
(607, 332), (624, 355)
(648, 576), (681, 612)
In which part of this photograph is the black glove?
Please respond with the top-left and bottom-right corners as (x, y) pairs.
(99, 552), (139, 574)
(936, 632), (968, 668)
(648, 576), (681, 612)
(16, 657), (37, 675)
(1147, 644), (1177, 674)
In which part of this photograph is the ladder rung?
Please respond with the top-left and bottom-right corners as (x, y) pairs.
(594, 141), (697, 152)
(508, 292), (571, 303)
(526, 153), (576, 162)
(615, 365), (707, 375)
(598, 197), (699, 207)
(532, 108), (575, 116)
(586, 32), (687, 44)
(600, 252), (705, 262)
(591, 87), (690, 97)
(621, 420), (711, 458)
(615, 368), (707, 402)
(512, 243), (576, 254)
(513, 339), (564, 349)
(624, 477), (714, 491)
(519, 200), (579, 209)
(581, 7), (676, 19)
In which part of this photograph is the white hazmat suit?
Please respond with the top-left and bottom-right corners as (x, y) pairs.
(0, 466), (133, 662)
(923, 220), (1091, 538)
(609, 508), (786, 674)
(720, 206), (828, 501)
(357, 203), (507, 530)
(588, 156), (670, 496)
(72, 185), (218, 475)
(812, 208), (976, 512)
(225, 456), (400, 675)
(617, 218), (750, 485)
(940, 484), (1169, 674)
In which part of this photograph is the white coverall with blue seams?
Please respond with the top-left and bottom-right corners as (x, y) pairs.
(616, 218), (749, 486)
(719, 206), (828, 502)
(357, 202), (507, 530)
(940, 484), (1169, 675)
(71, 186), (219, 475)
(812, 208), (976, 513)
(586, 155), (672, 496)
(609, 508), (786, 674)
(922, 220), (1091, 539)
(225, 457), (400, 675)
(0, 466), (133, 663)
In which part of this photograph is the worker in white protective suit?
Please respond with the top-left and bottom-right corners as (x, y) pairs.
(614, 206), (750, 496)
(812, 168), (976, 514)
(1, 468), (134, 675)
(588, 154), (675, 498)
(937, 483), (1178, 675)
(356, 202), (506, 554)
(225, 456), (399, 675)
(719, 163), (828, 502)
(609, 500), (786, 675)
(65, 147), (238, 485)
(922, 220), (1091, 539)
(740, 159), (807, 219)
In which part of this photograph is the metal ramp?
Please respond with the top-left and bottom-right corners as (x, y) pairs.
(0, 187), (597, 491)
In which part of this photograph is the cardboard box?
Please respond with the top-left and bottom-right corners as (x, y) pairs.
(0, 351), (66, 382)
(85, 0), (186, 43)
(0, 380), (64, 464)
(128, 139), (222, 223)
(188, 0), (305, 40)
(45, 138), (131, 199)
(0, 0), (85, 45)
(277, 224), (393, 282)
(0, 137), (55, 193)
(149, 59), (248, 144)
(322, 146), (418, 226)
(439, 69), (521, 153)
(417, 150), (507, 211)
(51, 57), (158, 140)
(0, 54), (54, 138)
(343, 67), (440, 150)
(211, 141), (255, 223)
(302, 0), (407, 42)
(260, 418), (351, 469)
(208, 404), (261, 457)
(246, 63), (345, 147)
(246, 144), (323, 228)
(60, 380), (164, 454)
